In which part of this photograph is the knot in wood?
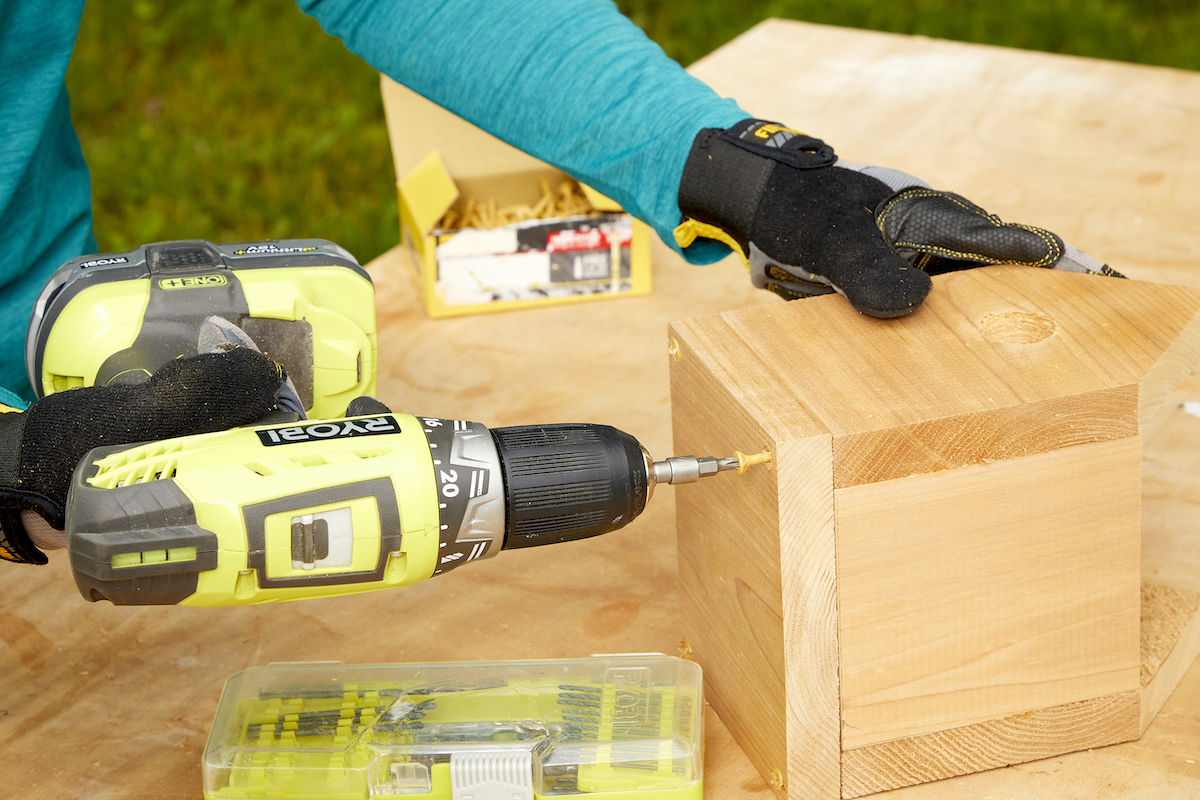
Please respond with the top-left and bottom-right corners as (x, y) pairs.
(978, 310), (1057, 345)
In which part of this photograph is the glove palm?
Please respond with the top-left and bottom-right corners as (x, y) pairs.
(0, 349), (285, 564)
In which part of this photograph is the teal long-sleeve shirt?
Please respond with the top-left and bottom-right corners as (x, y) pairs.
(0, 0), (748, 402)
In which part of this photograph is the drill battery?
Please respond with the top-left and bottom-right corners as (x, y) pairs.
(25, 239), (376, 418)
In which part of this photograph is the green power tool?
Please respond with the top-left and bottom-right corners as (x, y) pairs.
(65, 412), (758, 606)
(29, 239), (766, 606)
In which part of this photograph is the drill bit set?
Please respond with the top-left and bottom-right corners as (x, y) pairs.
(203, 655), (703, 800)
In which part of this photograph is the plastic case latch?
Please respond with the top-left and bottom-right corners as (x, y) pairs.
(449, 750), (533, 800)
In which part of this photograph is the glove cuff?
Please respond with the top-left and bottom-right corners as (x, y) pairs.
(0, 506), (48, 565)
(678, 125), (774, 252)
(678, 120), (836, 255)
(0, 409), (50, 562)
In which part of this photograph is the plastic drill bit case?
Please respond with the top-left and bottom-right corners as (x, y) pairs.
(203, 655), (703, 800)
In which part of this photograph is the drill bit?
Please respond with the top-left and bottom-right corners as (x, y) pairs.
(650, 447), (771, 485)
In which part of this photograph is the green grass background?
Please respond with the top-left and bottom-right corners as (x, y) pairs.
(68, 0), (1200, 266)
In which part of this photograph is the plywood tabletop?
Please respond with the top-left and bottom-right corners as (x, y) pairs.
(2, 17), (1199, 800)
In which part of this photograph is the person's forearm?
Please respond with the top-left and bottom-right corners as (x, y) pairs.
(296, 0), (747, 260)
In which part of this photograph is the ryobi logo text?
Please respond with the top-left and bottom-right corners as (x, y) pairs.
(158, 274), (228, 290)
(79, 257), (129, 269)
(256, 416), (401, 446)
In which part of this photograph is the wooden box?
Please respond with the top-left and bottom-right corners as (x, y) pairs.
(668, 266), (1200, 798)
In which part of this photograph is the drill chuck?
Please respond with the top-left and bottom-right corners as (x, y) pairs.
(487, 425), (746, 550)
(491, 424), (650, 549)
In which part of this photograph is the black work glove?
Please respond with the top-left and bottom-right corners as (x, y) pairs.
(676, 119), (1122, 318)
(0, 348), (286, 564)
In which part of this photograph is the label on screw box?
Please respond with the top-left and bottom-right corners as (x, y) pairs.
(433, 214), (635, 307)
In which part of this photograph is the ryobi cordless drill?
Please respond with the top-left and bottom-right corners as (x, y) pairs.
(27, 239), (757, 606)
(65, 412), (747, 606)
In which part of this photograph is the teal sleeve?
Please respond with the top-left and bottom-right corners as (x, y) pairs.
(0, 0), (95, 402)
(296, 0), (748, 263)
(0, 0), (747, 401)
(0, 388), (29, 411)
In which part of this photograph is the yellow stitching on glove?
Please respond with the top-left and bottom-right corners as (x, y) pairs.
(765, 283), (807, 301)
(674, 219), (750, 270)
(877, 189), (1063, 268)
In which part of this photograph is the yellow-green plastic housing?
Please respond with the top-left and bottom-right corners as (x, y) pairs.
(83, 414), (440, 606)
(38, 279), (149, 393)
(36, 264), (376, 419)
(237, 267), (377, 418)
(203, 656), (703, 800)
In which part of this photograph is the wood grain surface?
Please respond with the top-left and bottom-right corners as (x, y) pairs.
(669, 318), (843, 798)
(669, 328), (796, 796)
(837, 436), (1143, 749)
(669, 266), (1194, 795)
(840, 691), (1142, 799)
(1, 17), (1199, 800)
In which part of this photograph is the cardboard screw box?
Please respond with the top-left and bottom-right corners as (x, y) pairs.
(382, 77), (652, 318)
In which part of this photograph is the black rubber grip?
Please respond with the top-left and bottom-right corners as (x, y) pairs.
(146, 240), (225, 272)
(492, 424), (648, 549)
